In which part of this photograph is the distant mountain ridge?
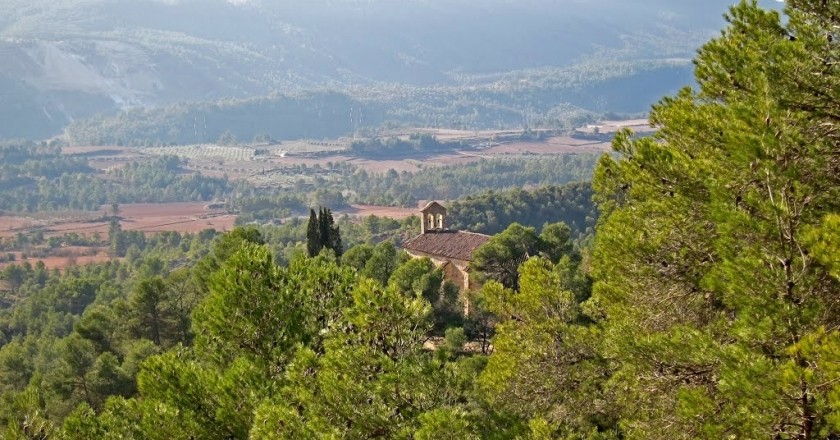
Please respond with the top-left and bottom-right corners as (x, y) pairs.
(0, 0), (783, 140)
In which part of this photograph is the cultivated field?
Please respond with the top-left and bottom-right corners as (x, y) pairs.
(60, 126), (622, 187)
(0, 202), (235, 271)
(0, 249), (114, 271)
(481, 136), (609, 155)
(0, 125), (626, 271)
(137, 131), (611, 186)
(0, 202), (234, 239)
(45, 202), (236, 237)
(340, 204), (417, 220)
(0, 203), (410, 271)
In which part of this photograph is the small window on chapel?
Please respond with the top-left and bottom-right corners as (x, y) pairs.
(428, 214), (435, 230)
(437, 214), (443, 229)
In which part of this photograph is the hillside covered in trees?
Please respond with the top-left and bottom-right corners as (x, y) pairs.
(62, 62), (688, 146)
(1, 0), (839, 439)
(0, 0), (782, 141)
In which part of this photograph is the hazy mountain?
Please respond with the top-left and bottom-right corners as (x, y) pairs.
(0, 0), (784, 140)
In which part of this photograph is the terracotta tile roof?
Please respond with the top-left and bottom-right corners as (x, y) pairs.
(403, 230), (491, 262)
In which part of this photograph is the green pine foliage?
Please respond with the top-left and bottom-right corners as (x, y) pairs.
(51, 233), (482, 438)
(472, 222), (577, 290)
(589, 1), (840, 437)
(448, 182), (597, 236)
(0, 1), (837, 438)
(478, 257), (612, 438)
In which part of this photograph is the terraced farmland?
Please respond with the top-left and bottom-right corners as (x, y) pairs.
(141, 145), (257, 161)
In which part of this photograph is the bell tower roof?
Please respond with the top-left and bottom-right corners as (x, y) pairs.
(420, 201), (446, 214)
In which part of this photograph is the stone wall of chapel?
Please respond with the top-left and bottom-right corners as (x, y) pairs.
(405, 250), (468, 290)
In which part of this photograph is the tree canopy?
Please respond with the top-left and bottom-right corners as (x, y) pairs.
(0, 1), (838, 439)
(590, 1), (840, 437)
(472, 222), (576, 290)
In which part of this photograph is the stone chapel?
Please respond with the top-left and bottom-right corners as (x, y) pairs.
(402, 201), (491, 292)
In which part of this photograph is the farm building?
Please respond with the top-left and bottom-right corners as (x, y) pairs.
(402, 202), (490, 295)
(572, 119), (656, 140)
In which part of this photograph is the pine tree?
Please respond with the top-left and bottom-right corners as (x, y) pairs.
(478, 257), (611, 438)
(108, 218), (127, 257)
(591, 1), (840, 437)
(249, 279), (461, 439)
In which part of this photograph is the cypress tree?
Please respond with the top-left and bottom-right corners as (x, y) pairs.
(306, 208), (320, 257)
(322, 208), (342, 257)
(309, 207), (343, 257)
(330, 222), (343, 257)
(318, 207), (330, 254)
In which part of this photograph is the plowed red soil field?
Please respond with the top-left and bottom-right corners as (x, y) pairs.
(341, 204), (417, 219)
(0, 202), (235, 239)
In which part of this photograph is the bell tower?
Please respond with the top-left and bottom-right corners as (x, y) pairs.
(420, 201), (447, 234)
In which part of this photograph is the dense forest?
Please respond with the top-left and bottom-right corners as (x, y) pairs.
(0, 145), (233, 212)
(343, 155), (600, 207)
(447, 183), (596, 236)
(0, 1), (839, 439)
